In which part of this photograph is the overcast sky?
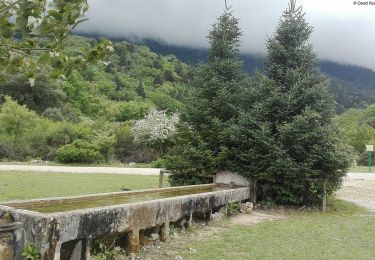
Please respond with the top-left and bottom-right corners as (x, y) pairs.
(78, 0), (375, 70)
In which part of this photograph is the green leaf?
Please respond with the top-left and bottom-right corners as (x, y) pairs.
(15, 16), (28, 33)
(5, 63), (18, 73)
(48, 10), (63, 21)
(38, 53), (51, 65)
(50, 69), (63, 79)
(36, 19), (56, 35)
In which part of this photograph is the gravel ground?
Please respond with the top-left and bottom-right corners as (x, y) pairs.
(336, 173), (375, 213)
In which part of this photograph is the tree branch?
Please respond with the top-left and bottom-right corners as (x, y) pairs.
(224, 0), (232, 11)
(0, 0), (22, 14)
(0, 44), (54, 52)
(51, 18), (89, 49)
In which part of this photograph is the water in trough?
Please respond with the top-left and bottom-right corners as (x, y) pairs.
(8, 185), (237, 213)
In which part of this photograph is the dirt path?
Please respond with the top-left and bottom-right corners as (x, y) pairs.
(336, 173), (375, 213)
(0, 164), (161, 175)
(137, 211), (285, 260)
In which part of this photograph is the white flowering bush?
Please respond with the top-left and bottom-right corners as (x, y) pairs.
(132, 109), (180, 154)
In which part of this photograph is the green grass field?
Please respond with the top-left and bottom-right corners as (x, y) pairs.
(0, 161), (154, 168)
(178, 200), (375, 260)
(350, 166), (372, 173)
(2, 171), (375, 259)
(0, 171), (160, 201)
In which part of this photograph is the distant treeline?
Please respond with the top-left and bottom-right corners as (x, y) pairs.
(80, 34), (375, 114)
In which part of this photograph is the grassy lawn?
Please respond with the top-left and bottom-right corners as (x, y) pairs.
(350, 166), (372, 173)
(177, 200), (375, 260)
(0, 161), (154, 168)
(0, 171), (160, 201)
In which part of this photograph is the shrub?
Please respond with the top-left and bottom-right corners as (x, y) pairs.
(91, 242), (118, 260)
(152, 158), (165, 168)
(227, 202), (241, 216)
(114, 124), (157, 163)
(28, 120), (56, 160)
(46, 123), (77, 148)
(92, 130), (116, 163)
(0, 96), (39, 149)
(42, 107), (64, 121)
(21, 243), (40, 260)
(148, 91), (183, 112)
(73, 124), (94, 140)
(56, 140), (102, 163)
(116, 101), (153, 121)
(132, 109), (179, 155)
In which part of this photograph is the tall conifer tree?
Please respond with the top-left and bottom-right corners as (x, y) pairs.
(166, 5), (245, 185)
(229, 0), (351, 205)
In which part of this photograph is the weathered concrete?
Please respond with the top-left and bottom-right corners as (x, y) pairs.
(215, 171), (250, 186)
(0, 221), (24, 260)
(127, 229), (139, 254)
(0, 231), (14, 260)
(0, 184), (250, 259)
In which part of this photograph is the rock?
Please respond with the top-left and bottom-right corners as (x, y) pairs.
(130, 253), (137, 260)
(175, 255), (183, 260)
(240, 202), (254, 214)
(189, 248), (197, 253)
(150, 233), (160, 241)
(0, 244), (14, 260)
(180, 218), (187, 229)
(114, 246), (122, 253)
(171, 231), (179, 239)
(210, 211), (225, 221)
(211, 206), (227, 221)
(165, 250), (175, 256)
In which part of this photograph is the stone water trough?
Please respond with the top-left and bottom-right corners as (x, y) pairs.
(0, 173), (250, 259)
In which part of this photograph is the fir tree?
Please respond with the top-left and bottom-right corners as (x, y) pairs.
(229, 0), (351, 205)
(166, 6), (245, 185)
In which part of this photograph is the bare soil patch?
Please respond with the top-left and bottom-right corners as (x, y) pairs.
(133, 211), (285, 260)
(230, 211), (285, 226)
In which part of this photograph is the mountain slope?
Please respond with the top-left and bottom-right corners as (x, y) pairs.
(0, 36), (192, 122)
(129, 38), (375, 113)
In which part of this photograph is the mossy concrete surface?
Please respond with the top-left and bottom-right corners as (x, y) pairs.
(0, 184), (250, 259)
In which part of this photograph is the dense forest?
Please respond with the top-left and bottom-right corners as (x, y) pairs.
(0, 35), (191, 163)
(337, 104), (375, 165)
(0, 34), (374, 165)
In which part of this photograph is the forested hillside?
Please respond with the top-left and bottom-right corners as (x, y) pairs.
(1, 36), (191, 121)
(0, 34), (373, 165)
(337, 104), (375, 165)
(121, 37), (375, 113)
(0, 35), (191, 163)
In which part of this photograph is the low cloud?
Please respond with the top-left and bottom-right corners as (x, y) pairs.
(78, 0), (375, 70)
